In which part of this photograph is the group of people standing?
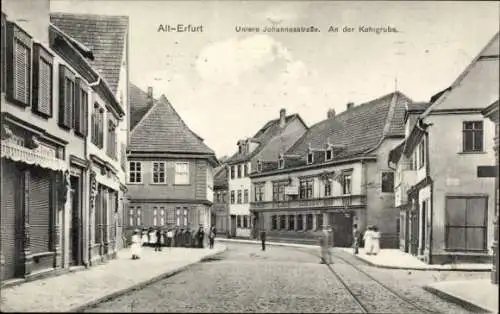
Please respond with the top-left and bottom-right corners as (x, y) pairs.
(352, 224), (381, 255)
(130, 225), (217, 260)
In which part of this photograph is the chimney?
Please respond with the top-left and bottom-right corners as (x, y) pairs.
(147, 86), (153, 105)
(347, 102), (354, 110)
(279, 108), (286, 128)
(327, 109), (336, 119)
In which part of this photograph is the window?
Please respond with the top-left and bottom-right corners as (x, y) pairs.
(418, 139), (425, 169)
(73, 79), (88, 136)
(128, 161), (143, 183)
(153, 207), (158, 226)
(243, 216), (248, 228)
(307, 151), (314, 164)
(231, 166), (235, 179)
(129, 208), (134, 226)
(237, 165), (242, 178)
(257, 161), (262, 172)
(288, 215), (295, 230)
(324, 181), (332, 197)
(244, 189), (249, 203)
(237, 190), (242, 204)
(279, 215), (286, 230)
(244, 164), (248, 176)
(381, 172), (395, 193)
(306, 214), (313, 230)
(230, 191), (235, 204)
(175, 162), (190, 185)
(107, 120), (117, 159)
(463, 121), (483, 152)
(32, 44), (53, 117)
(325, 148), (333, 161)
(91, 104), (104, 148)
(316, 214), (323, 230)
(342, 172), (352, 195)
(160, 208), (165, 226)
(237, 215), (242, 228)
(176, 208), (181, 226)
(278, 156), (285, 169)
(167, 208), (175, 224)
(6, 22), (32, 106)
(297, 215), (303, 230)
(273, 181), (287, 201)
(271, 215), (277, 230)
(152, 162), (166, 184)
(136, 207), (142, 226)
(445, 196), (487, 251)
(183, 208), (188, 226)
(299, 178), (313, 199)
(254, 183), (264, 202)
(58, 65), (75, 129)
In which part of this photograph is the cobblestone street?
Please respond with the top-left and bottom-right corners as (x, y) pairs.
(86, 243), (489, 313)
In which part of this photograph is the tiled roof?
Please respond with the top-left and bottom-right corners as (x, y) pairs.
(214, 166), (228, 189)
(130, 84), (156, 130)
(252, 91), (411, 173)
(130, 95), (215, 155)
(407, 102), (431, 112)
(50, 13), (129, 94)
(226, 114), (303, 164)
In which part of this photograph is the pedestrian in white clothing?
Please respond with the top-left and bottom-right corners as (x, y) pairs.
(364, 225), (374, 255)
(131, 229), (142, 260)
(371, 225), (381, 255)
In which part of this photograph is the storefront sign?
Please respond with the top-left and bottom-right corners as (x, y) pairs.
(285, 186), (298, 195)
(1, 140), (67, 171)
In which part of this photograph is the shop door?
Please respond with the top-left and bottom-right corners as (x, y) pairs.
(230, 215), (236, 237)
(29, 168), (51, 259)
(69, 176), (81, 266)
(330, 213), (353, 247)
(410, 210), (419, 256)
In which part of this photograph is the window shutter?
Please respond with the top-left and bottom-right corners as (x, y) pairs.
(58, 65), (75, 129)
(6, 22), (32, 106)
(32, 44), (53, 117)
(82, 91), (88, 136)
(74, 77), (82, 133)
(1, 13), (6, 93)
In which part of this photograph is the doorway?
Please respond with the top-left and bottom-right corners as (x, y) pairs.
(329, 212), (354, 247)
(69, 176), (81, 266)
(230, 215), (236, 238)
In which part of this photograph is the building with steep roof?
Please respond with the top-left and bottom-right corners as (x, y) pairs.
(225, 109), (308, 238)
(50, 12), (130, 264)
(213, 165), (229, 235)
(388, 32), (499, 265)
(126, 85), (218, 238)
(249, 92), (411, 247)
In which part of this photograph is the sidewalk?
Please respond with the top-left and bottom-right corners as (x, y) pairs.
(338, 248), (493, 271)
(424, 279), (498, 313)
(0, 244), (227, 313)
(216, 237), (320, 249)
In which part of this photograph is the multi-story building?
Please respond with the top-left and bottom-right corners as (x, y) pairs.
(50, 13), (130, 264)
(126, 85), (218, 238)
(0, 1), (128, 281)
(226, 109), (308, 238)
(388, 33), (498, 264)
(213, 165), (229, 235)
(249, 92), (411, 247)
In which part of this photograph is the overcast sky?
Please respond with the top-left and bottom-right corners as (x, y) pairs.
(51, 0), (499, 158)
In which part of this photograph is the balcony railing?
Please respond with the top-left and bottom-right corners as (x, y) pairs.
(250, 194), (366, 211)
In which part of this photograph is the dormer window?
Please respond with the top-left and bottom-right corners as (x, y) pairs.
(325, 146), (333, 161)
(238, 145), (242, 154)
(257, 160), (263, 172)
(307, 151), (314, 165)
(278, 154), (285, 169)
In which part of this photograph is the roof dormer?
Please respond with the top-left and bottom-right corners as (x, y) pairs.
(278, 153), (285, 169)
(325, 138), (334, 161)
(257, 160), (263, 172)
(307, 144), (314, 165)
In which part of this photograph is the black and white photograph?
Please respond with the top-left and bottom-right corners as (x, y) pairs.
(0, 0), (498, 313)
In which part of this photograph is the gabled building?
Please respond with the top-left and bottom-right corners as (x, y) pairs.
(226, 109), (308, 238)
(50, 12), (130, 264)
(213, 165), (229, 235)
(388, 32), (499, 264)
(249, 92), (410, 247)
(126, 85), (218, 236)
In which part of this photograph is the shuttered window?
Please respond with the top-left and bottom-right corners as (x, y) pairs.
(58, 65), (75, 129)
(6, 22), (32, 106)
(1, 13), (6, 93)
(74, 78), (88, 136)
(32, 44), (53, 117)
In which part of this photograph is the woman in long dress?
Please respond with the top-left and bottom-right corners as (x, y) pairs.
(371, 225), (381, 255)
(363, 225), (374, 255)
(131, 229), (142, 260)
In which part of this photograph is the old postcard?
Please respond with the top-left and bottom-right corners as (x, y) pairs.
(0, 0), (498, 313)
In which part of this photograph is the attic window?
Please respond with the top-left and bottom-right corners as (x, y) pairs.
(257, 160), (263, 172)
(238, 145), (242, 154)
(325, 146), (333, 161)
(278, 155), (285, 169)
(307, 151), (314, 165)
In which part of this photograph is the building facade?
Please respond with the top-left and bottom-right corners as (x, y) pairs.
(126, 86), (218, 239)
(213, 165), (229, 235)
(226, 109), (308, 238)
(389, 33), (499, 264)
(250, 92), (410, 247)
(50, 13), (130, 264)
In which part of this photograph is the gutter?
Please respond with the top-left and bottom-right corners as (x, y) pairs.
(88, 77), (101, 87)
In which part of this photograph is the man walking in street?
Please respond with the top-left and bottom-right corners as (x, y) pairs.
(155, 228), (162, 252)
(320, 225), (333, 264)
(208, 225), (216, 249)
(260, 228), (267, 251)
(352, 224), (360, 255)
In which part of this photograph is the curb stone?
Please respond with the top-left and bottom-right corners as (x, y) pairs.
(422, 286), (493, 313)
(70, 246), (228, 313)
(215, 238), (320, 249)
